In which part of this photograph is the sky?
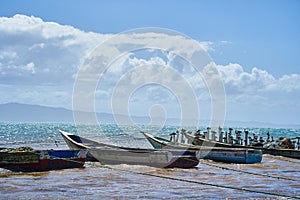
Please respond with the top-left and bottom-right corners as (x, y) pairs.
(0, 0), (299, 126)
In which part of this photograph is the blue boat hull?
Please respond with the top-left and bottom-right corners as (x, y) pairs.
(197, 148), (262, 164)
(142, 132), (262, 164)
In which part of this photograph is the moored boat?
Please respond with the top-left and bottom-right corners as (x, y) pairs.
(262, 148), (300, 159)
(0, 147), (87, 172)
(196, 148), (262, 164)
(142, 132), (262, 164)
(59, 130), (199, 168)
(184, 131), (300, 159)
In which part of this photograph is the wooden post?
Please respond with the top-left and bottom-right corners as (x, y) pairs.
(244, 130), (249, 146)
(218, 127), (223, 142)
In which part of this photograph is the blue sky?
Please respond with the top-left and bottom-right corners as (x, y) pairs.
(0, 0), (299, 125)
(1, 0), (299, 76)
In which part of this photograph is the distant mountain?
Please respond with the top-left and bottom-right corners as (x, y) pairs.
(0, 103), (299, 128)
(0, 103), (73, 122)
(0, 103), (158, 124)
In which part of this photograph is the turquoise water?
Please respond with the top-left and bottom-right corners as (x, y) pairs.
(1, 122), (299, 149)
(0, 123), (300, 199)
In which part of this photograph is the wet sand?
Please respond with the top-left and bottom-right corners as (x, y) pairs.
(1, 155), (299, 199)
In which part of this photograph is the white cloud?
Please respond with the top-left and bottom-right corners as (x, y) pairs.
(217, 63), (300, 95)
(214, 63), (300, 124)
(0, 14), (111, 85)
(24, 62), (35, 74)
(276, 74), (300, 92)
(95, 52), (300, 121)
(0, 14), (299, 124)
(0, 14), (215, 88)
(216, 62), (300, 123)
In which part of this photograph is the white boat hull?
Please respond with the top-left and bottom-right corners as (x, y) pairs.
(59, 130), (199, 168)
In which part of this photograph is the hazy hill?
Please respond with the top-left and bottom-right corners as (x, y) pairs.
(0, 103), (153, 124)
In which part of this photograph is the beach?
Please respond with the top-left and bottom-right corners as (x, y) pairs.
(0, 123), (300, 199)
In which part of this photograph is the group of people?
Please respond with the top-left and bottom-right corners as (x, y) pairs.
(189, 127), (300, 150)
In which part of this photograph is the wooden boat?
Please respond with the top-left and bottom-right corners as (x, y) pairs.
(59, 130), (199, 168)
(184, 132), (300, 159)
(185, 131), (254, 148)
(263, 148), (300, 159)
(0, 147), (86, 172)
(142, 132), (262, 164)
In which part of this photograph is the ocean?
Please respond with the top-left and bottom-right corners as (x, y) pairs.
(0, 123), (299, 199)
